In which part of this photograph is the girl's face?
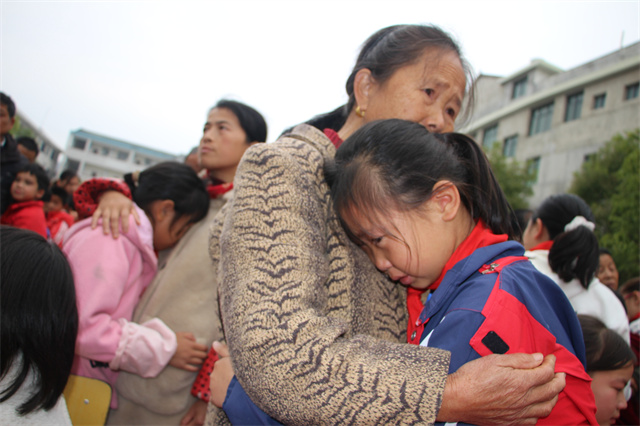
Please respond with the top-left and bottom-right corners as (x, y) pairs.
(590, 363), (633, 426)
(362, 49), (466, 134)
(151, 206), (194, 252)
(11, 172), (43, 202)
(64, 176), (80, 195)
(343, 201), (456, 290)
(597, 253), (619, 291)
(199, 107), (253, 183)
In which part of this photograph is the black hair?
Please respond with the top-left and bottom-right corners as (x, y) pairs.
(532, 194), (598, 289)
(599, 247), (614, 257)
(0, 226), (78, 415)
(213, 100), (268, 143)
(578, 314), (635, 373)
(49, 186), (70, 207)
(326, 119), (516, 244)
(57, 169), (78, 184)
(0, 92), (16, 118)
(304, 24), (475, 132)
(134, 162), (209, 228)
(17, 163), (50, 192)
(513, 208), (533, 242)
(620, 277), (640, 296)
(16, 136), (39, 155)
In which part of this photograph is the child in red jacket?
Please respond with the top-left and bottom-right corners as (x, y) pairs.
(45, 186), (75, 247)
(1, 163), (49, 238)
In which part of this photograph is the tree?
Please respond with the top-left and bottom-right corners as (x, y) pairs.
(484, 142), (536, 210)
(570, 129), (640, 282)
(9, 115), (36, 139)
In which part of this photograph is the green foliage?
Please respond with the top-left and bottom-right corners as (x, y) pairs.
(484, 141), (536, 210)
(9, 116), (35, 139)
(570, 129), (640, 282)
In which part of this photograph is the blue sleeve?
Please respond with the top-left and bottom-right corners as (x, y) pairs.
(222, 376), (283, 426)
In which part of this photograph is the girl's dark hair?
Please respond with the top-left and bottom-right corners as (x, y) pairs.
(305, 24), (475, 132)
(0, 226), (78, 414)
(532, 194), (598, 289)
(17, 163), (50, 191)
(134, 162), (209, 228)
(214, 99), (268, 143)
(578, 314), (635, 373)
(326, 119), (516, 242)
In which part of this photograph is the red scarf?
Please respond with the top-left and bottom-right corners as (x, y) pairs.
(407, 220), (508, 344)
(206, 172), (234, 199)
(324, 128), (343, 149)
(528, 240), (554, 251)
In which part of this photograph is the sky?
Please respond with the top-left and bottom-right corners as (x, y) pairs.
(1, 0), (639, 157)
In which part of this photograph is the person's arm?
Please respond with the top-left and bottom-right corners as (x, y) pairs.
(73, 178), (139, 237)
(218, 140), (450, 424)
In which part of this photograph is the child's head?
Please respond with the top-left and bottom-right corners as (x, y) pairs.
(134, 161), (209, 251)
(11, 163), (50, 203)
(0, 226), (78, 415)
(16, 136), (39, 163)
(326, 119), (515, 289)
(597, 248), (619, 291)
(620, 277), (640, 321)
(199, 99), (267, 182)
(524, 194), (598, 289)
(46, 186), (70, 213)
(56, 169), (81, 196)
(579, 314), (635, 426)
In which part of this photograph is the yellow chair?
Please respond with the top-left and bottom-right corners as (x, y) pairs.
(62, 375), (112, 426)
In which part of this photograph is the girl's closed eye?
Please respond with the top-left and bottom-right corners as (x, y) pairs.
(424, 88), (434, 96)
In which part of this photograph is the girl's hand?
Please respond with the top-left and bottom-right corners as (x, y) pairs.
(170, 332), (208, 372)
(210, 341), (235, 408)
(91, 190), (140, 238)
(179, 399), (207, 426)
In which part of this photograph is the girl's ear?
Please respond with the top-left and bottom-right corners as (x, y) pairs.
(532, 218), (548, 240)
(36, 188), (45, 200)
(431, 181), (460, 222)
(353, 68), (375, 112)
(150, 199), (175, 223)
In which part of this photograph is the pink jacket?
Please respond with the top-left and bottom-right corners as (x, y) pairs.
(62, 205), (177, 408)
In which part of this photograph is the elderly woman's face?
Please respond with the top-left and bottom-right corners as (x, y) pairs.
(364, 49), (466, 133)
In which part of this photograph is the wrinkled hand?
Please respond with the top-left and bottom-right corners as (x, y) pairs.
(437, 353), (565, 425)
(90, 190), (140, 238)
(179, 399), (208, 426)
(170, 332), (208, 372)
(210, 341), (235, 408)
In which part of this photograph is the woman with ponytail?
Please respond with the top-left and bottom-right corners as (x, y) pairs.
(523, 193), (630, 343)
(325, 119), (597, 425)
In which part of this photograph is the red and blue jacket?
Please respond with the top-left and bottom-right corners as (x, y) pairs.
(418, 239), (597, 425)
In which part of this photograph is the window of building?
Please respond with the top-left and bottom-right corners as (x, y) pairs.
(66, 159), (80, 173)
(625, 82), (639, 100)
(529, 102), (554, 135)
(101, 147), (110, 156)
(593, 93), (606, 109)
(482, 124), (498, 149)
(503, 135), (518, 158)
(527, 156), (541, 183)
(565, 91), (583, 122)
(512, 76), (527, 99)
(117, 150), (129, 161)
(145, 158), (153, 165)
(72, 137), (87, 150)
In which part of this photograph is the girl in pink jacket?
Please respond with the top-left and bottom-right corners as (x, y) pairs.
(62, 162), (210, 408)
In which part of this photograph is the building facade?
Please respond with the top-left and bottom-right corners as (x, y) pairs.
(459, 42), (640, 208)
(63, 129), (180, 181)
(15, 111), (64, 178)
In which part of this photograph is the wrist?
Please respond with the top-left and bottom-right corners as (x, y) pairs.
(436, 373), (459, 422)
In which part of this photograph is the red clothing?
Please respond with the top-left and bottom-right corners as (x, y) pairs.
(407, 220), (507, 344)
(1, 200), (47, 238)
(46, 209), (75, 247)
(74, 178), (132, 220)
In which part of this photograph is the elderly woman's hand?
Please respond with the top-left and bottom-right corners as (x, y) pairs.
(91, 190), (140, 238)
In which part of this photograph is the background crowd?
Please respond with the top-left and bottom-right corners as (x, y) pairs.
(1, 23), (638, 426)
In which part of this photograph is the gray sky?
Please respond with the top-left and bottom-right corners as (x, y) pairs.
(1, 0), (639, 155)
